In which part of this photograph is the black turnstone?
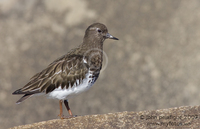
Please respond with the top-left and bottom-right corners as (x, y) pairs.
(12, 23), (118, 119)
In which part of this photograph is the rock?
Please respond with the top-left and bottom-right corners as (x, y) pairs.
(10, 106), (200, 129)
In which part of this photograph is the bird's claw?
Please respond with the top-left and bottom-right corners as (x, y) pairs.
(58, 114), (77, 119)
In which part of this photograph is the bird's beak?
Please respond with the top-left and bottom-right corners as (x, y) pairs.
(106, 33), (119, 40)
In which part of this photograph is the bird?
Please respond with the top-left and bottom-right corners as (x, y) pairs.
(12, 23), (118, 119)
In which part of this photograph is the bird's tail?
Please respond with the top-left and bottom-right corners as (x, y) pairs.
(12, 89), (34, 104)
(15, 94), (33, 104)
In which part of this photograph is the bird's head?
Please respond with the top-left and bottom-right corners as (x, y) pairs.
(84, 23), (118, 43)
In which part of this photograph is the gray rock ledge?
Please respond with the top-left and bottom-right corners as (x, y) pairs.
(10, 106), (200, 129)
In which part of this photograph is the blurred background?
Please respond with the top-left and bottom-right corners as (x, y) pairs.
(1, 0), (200, 128)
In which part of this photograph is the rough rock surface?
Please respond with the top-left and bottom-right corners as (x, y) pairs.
(1, 0), (200, 128)
(10, 106), (200, 129)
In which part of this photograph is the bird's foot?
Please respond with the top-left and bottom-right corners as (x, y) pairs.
(58, 114), (77, 119)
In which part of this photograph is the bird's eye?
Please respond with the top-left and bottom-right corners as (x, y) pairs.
(97, 29), (102, 33)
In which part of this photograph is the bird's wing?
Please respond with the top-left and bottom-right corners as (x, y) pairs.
(13, 54), (89, 94)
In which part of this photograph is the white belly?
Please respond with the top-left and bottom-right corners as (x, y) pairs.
(47, 71), (97, 100)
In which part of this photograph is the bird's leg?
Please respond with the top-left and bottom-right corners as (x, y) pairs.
(58, 100), (74, 119)
(58, 100), (64, 119)
(64, 100), (73, 117)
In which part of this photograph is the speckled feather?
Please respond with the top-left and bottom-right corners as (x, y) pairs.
(12, 23), (118, 104)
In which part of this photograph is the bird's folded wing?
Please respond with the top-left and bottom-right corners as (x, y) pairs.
(15, 54), (89, 94)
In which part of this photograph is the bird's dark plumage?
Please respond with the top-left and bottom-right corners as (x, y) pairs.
(12, 23), (118, 118)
